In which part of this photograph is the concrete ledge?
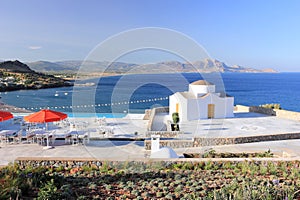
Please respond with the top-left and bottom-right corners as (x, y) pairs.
(147, 107), (169, 131)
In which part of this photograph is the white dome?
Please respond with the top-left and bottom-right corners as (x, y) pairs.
(150, 147), (179, 159)
(190, 80), (213, 85)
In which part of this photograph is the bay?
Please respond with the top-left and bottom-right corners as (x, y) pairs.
(1, 73), (299, 113)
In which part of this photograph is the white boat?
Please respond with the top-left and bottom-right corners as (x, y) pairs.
(74, 82), (95, 87)
(54, 93), (59, 97)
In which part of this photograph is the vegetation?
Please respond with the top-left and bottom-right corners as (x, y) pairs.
(1, 160), (300, 199)
(260, 103), (281, 109)
(171, 112), (180, 131)
(184, 149), (274, 158)
(172, 112), (180, 124)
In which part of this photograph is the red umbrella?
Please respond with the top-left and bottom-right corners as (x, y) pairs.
(24, 109), (67, 149)
(24, 109), (67, 123)
(0, 110), (13, 122)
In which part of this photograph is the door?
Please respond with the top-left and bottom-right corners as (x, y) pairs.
(176, 103), (179, 113)
(208, 104), (215, 118)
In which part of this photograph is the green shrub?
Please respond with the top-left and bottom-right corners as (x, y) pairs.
(260, 103), (281, 109)
(37, 179), (60, 200)
(172, 112), (179, 124)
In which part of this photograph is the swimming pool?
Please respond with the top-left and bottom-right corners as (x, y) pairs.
(65, 112), (127, 118)
(12, 112), (127, 118)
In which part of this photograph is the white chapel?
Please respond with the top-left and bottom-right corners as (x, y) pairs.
(169, 80), (234, 121)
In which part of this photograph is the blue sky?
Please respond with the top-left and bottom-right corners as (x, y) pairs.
(0, 0), (300, 72)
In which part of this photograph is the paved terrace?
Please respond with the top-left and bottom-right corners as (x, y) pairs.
(1, 112), (300, 165)
(1, 139), (300, 166)
(155, 112), (300, 138)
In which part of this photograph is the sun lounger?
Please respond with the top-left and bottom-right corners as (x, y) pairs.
(11, 130), (23, 144)
(0, 130), (17, 144)
(25, 131), (36, 144)
(68, 130), (89, 145)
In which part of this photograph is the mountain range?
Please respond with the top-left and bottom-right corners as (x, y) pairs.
(25, 59), (277, 74)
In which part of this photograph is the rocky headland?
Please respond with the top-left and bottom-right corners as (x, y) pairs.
(0, 60), (73, 92)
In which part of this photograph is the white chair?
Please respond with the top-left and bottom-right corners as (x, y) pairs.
(48, 130), (57, 145)
(0, 135), (8, 144)
(12, 130), (23, 144)
(25, 131), (36, 144)
(78, 132), (89, 144)
(71, 133), (79, 145)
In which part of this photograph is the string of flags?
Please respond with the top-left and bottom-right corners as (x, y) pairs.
(11, 96), (169, 111)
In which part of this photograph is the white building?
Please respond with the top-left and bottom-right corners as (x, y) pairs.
(169, 80), (234, 121)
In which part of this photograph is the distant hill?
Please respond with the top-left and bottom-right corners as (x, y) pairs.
(0, 60), (34, 73)
(28, 61), (76, 72)
(27, 59), (277, 74)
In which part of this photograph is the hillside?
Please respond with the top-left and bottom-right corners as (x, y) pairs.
(0, 60), (34, 73)
(27, 59), (277, 74)
(0, 60), (72, 91)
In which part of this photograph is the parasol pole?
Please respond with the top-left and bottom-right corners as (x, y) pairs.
(43, 122), (53, 149)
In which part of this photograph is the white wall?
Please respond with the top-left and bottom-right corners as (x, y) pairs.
(225, 97), (235, 118)
(169, 93), (189, 122)
(189, 85), (215, 97)
(170, 90), (234, 122)
(186, 99), (201, 121)
(185, 93), (234, 121)
(169, 95), (177, 117)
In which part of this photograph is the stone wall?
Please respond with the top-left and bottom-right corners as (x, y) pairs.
(145, 131), (183, 138)
(15, 158), (104, 169)
(194, 132), (300, 147)
(144, 139), (194, 150)
(145, 132), (300, 150)
(236, 105), (300, 121)
(15, 157), (300, 169)
(249, 106), (276, 116)
(234, 132), (300, 144)
(193, 137), (235, 146)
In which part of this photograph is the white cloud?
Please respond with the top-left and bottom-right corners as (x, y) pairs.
(28, 46), (42, 50)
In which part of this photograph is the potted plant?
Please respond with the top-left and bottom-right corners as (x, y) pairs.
(171, 112), (180, 131)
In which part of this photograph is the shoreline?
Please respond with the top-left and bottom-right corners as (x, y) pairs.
(66, 71), (282, 82)
(0, 101), (31, 113)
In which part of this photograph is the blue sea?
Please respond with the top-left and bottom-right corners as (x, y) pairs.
(1, 73), (299, 114)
